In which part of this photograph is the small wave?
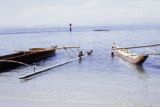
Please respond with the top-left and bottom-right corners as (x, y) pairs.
(0, 30), (58, 35)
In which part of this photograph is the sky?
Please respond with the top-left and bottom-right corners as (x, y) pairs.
(0, 0), (160, 26)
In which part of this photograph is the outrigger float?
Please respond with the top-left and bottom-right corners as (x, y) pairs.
(112, 43), (160, 65)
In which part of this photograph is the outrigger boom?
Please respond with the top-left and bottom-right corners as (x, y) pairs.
(55, 46), (80, 50)
(113, 43), (160, 49)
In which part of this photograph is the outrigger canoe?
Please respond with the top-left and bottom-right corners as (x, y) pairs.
(112, 44), (148, 65)
(0, 46), (56, 71)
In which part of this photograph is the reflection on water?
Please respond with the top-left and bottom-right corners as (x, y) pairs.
(130, 64), (149, 80)
(132, 64), (145, 73)
(0, 27), (160, 107)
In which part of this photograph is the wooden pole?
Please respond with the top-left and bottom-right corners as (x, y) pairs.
(0, 59), (29, 66)
(69, 23), (72, 32)
(114, 43), (160, 49)
(55, 46), (80, 50)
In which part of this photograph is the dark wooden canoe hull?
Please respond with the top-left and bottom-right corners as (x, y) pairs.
(0, 48), (56, 72)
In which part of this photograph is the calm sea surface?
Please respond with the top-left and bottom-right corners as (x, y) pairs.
(0, 26), (160, 107)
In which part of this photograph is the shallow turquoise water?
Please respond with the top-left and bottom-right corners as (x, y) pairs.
(0, 27), (160, 107)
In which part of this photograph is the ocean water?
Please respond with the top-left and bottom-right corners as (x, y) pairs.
(0, 26), (160, 107)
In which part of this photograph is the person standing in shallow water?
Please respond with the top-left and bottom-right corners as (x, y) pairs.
(78, 51), (84, 59)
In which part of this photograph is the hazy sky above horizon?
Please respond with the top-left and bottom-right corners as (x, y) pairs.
(0, 0), (160, 26)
